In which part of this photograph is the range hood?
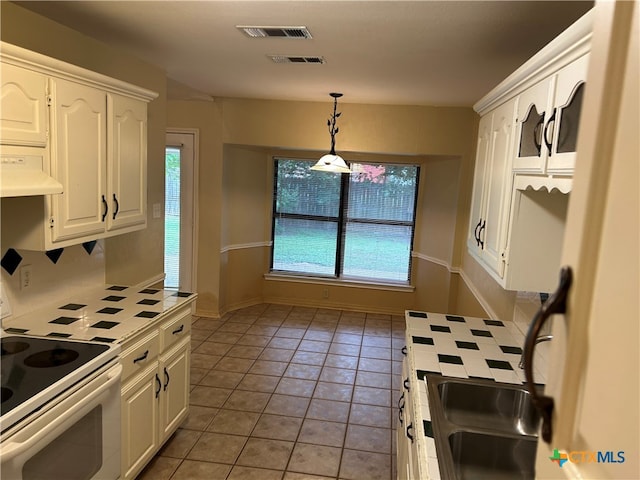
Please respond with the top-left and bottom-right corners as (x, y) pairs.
(1, 153), (63, 197)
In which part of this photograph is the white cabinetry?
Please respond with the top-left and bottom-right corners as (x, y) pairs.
(467, 99), (517, 279)
(120, 304), (192, 480)
(0, 63), (48, 147)
(468, 10), (592, 292)
(514, 53), (589, 175)
(0, 42), (156, 251)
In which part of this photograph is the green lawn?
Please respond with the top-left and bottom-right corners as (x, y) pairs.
(273, 219), (411, 281)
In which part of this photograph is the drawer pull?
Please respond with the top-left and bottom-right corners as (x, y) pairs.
(172, 324), (184, 335)
(133, 350), (149, 364)
(403, 377), (410, 391)
(401, 345), (407, 356)
(398, 392), (405, 425)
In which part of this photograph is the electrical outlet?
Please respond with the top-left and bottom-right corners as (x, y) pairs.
(322, 288), (329, 299)
(20, 265), (32, 290)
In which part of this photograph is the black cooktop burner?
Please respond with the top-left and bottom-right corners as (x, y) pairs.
(0, 336), (110, 418)
(24, 349), (80, 368)
(1, 340), (30, 356)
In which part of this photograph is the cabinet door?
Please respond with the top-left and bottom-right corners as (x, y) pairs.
(546, 53), (590, 174)
(481, 99), (517, 278)
(513, 76), (555, 173)
(159, 337), (190, 443)
(121, 365), (160, 480)
(107, 94), (147, 232)
(0, 63), (48, 147)
(467, 113), (492, 254)
(50, 78), (107, 242)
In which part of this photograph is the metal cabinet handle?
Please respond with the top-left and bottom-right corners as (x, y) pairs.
(112, 193), (119, 220)
(133, 350), (149, 364)
(523, 266), (572, 444)
(533, 114), (545, 157)
(474, 219), (482, 246)
(543, 107), (557, 156)
(406, 422), (414, 443)
(398, 392), (405, 425)
(403, 377), (410, 392)
(478, 220), (486, 249)
(155, 373), (161, 399)
(163, 367), (170, 391)
(101, 195), (108, 222)
(401, 345), (407, 356)
(172, 324), (184, 335)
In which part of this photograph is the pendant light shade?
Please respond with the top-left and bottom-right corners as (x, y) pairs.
(311, 93), (351, 173)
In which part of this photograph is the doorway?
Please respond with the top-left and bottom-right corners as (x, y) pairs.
(165, 130), (198, 291)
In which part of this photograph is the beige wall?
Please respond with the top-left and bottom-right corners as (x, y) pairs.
(1, 3), (166, 313)
(2, 1), (518, 321)
(167, 96), (512, 317)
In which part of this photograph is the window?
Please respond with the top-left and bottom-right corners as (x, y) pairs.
(271, 158), (420, 282)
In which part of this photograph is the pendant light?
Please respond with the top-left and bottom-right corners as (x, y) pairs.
(311, 92), (351, 173)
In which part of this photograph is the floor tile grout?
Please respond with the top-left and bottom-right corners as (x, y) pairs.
(139, 304), (404, 480)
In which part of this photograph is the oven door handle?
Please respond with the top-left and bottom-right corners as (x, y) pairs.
(0, 363), (122, 460)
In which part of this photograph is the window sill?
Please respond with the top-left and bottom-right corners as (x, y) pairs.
(264, 272), (415, 293)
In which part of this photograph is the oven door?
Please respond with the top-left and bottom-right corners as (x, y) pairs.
(0, 361), (122, 480)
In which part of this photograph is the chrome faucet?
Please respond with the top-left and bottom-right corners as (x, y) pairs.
(518, 335), (553, 369)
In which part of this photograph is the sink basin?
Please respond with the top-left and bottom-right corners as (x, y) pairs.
(449, 431), (537, 480)
(438, 378), (540, 436)
(425, 374), (541, 480)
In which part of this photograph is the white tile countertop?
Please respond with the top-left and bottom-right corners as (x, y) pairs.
(402, 310), (547, 480)
(1, 285), (196, 344)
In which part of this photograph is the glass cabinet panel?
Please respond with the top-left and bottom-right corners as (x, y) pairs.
(556, 82), (585, 154)
(518, 105), (545, 158)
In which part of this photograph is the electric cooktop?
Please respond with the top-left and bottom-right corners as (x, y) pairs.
(1, 335), (114, 429)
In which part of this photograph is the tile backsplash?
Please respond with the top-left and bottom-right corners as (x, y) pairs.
(0, 241), (105, 320)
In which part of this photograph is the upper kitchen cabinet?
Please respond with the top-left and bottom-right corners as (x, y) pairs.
(468, 10), (592, 292)
(514, 53), (589, 175)
(467, 98), (518, 280)
(0, 42), (157, 251)
(0, 63), (48, 147)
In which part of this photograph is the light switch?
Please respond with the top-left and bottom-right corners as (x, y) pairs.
(153, 203), (162, 219)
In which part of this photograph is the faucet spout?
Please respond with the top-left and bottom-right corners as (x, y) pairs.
(518, 335), (553, 369)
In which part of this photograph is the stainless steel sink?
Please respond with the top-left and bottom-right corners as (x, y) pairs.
(426, 374), (541, 480)
(438, 378), (540, 436)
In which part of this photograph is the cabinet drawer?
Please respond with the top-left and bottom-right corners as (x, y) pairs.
(121, 330), (160, 383)
(160, 306), (192, 351)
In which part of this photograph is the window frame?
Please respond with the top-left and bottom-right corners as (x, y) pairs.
(270, 157), (420, 284)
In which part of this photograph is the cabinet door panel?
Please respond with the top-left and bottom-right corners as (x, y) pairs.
(482, 99), (517, 277)
(547, 53), (590, 174)
(513, 76), (555, 173)
(121, 367), (159, 480)
(0, 64), (48, 147)
(467, 114), (492, 254)
(159, 339), (190, 442)
(108, 94), (147, 232)
(50, 79), (106, 242)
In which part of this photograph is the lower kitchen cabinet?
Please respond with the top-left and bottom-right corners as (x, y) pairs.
(119, 304), (192, 480)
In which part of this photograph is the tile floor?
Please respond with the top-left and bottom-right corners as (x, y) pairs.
(138, 303), (406, 480)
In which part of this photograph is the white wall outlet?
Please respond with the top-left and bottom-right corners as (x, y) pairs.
(153, 203), (162, 219)
(20, 265), (33, 290)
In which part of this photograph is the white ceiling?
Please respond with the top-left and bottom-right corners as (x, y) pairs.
(14, 1), (593, 106)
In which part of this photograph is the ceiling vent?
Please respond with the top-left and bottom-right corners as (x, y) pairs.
(237, 26), (312, 39)
(268, 55), (326, 64)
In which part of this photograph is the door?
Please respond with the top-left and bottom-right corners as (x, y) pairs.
(165, 131), (196, 291)
(0, 63), (48, 147)
(50, 78), (106, 242)
(108, 93), (147, 232)
(159, 338), (190, 441)
(535, 2), (638, 478)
